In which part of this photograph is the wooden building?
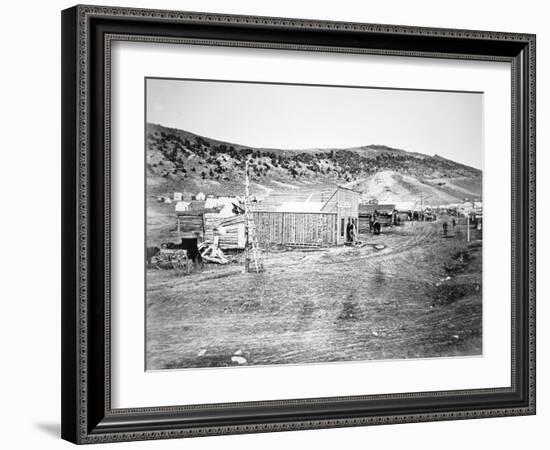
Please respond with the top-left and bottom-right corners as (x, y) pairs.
(175, 186), (360, 249)
(358, 203), (396, 233)
(252, 186), (359, 246)
(320, 186), (360, 245)
(174, 201), (209, 239)
(176, 211), (204, 236)
(204, 213), (246, 249)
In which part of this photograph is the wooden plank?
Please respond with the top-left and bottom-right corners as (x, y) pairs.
(252, 211), (339, 246)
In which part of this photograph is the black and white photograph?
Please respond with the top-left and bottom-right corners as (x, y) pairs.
(145, 78), (484, 371)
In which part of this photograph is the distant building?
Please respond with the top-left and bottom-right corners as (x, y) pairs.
(358, 203), (396, 233)
(195, 192), (206, 201)
(174, 201), (190, 212)
(173, 192), (183, 201)
(394, 201), (416, 212)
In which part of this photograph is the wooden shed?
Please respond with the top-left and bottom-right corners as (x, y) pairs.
(176, 211), (204, 236)
(204, 213), (246, 249)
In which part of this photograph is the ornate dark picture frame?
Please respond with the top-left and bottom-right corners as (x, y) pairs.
(61, 4), (536, 444)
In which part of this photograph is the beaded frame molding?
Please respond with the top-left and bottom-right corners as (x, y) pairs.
(61, 4), (536, 444)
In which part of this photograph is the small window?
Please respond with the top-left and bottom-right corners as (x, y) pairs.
(341, 218), (345, 237)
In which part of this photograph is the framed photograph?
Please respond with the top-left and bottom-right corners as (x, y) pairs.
(61, 5), (536, 444)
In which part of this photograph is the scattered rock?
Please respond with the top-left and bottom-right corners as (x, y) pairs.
(372, 331), (379, 337)
(233, 349), (243, 356)
(231, 356), (247, 365)
(452, 335), (459, 339)
(197, 349), (207, 357)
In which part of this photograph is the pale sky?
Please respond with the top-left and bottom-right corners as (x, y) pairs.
(146, 78), (483, 170)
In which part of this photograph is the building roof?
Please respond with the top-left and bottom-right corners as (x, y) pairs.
(276, 201), (325, 213)
(359, 204), (395, 215)
(335, 185), (361, 193)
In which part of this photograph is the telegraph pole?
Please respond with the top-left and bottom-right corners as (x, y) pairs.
(243, 159), (264, 273)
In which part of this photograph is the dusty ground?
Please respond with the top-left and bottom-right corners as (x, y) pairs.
(146, 217), (482, 370)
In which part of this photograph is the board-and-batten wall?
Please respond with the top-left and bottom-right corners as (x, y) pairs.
(253, 211), (337, 246)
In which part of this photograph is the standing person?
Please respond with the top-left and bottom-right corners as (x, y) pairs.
(452, 217), (456, 229)
(346, 219), (353, 243)
(442, 221), (448, 237)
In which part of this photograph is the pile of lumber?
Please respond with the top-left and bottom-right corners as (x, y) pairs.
(198, 240), (229, 264)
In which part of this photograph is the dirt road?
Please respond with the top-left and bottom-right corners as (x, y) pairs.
(146, 219), (482, 370)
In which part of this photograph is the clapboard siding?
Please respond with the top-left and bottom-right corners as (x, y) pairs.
(253, 211), (337, 245)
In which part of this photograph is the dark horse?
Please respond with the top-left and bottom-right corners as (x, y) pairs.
(163, 238), (203, 269)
